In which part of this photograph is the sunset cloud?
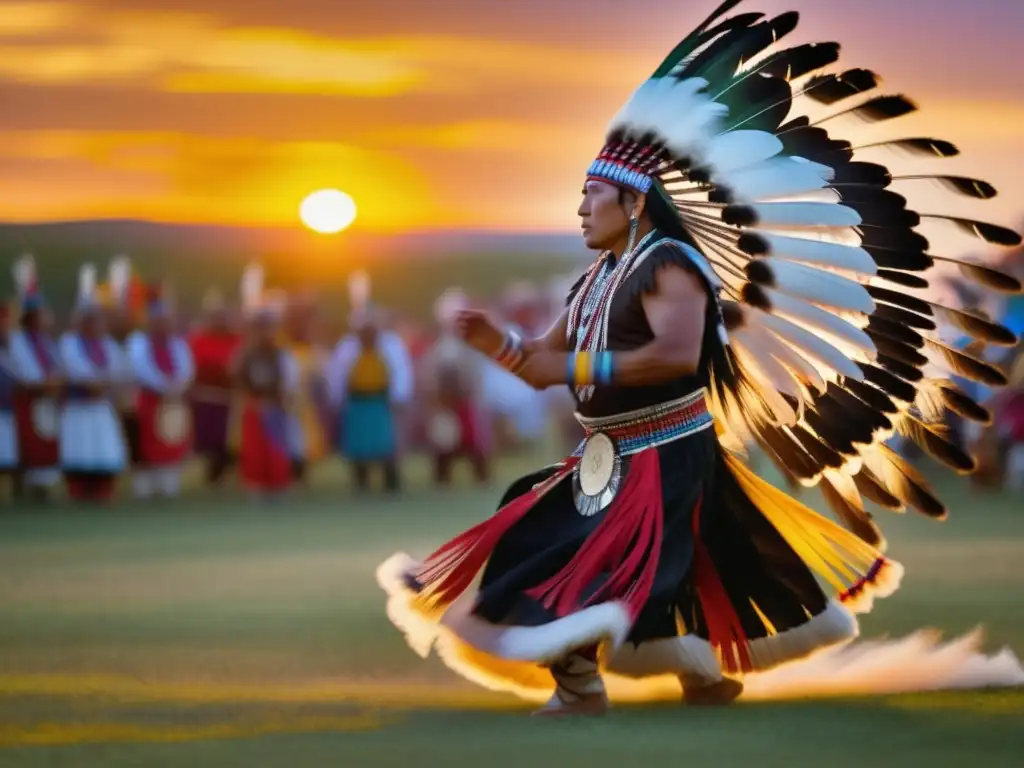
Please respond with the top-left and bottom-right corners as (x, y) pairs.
(0, 1), (78, 36)
(0, 6), (642, 97)
(0, 0), (1020, 232)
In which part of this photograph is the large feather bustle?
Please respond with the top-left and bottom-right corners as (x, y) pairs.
(746, 258), (874, 314)
(593, 0), (1020, 541)
(751, 287), (875, 358)
(730, 201), (862, 228)
(729, 310), (827, 392)
(743, 231), (876, 273)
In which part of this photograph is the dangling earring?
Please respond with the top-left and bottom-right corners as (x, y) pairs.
(624, 214), (639, 256)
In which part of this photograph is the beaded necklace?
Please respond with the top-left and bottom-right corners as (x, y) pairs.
(566, 231), (659, 401)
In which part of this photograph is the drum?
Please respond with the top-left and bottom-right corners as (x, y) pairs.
(427, 410), (462, 453)
(158, 400), (189, 444)
(31, 399), (59, 439)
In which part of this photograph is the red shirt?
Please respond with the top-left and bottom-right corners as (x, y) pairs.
(189, 330), (242, 388)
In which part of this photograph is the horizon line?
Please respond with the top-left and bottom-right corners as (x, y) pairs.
(0, 217), (584, 238)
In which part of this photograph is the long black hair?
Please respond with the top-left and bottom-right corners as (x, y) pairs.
(646, 184), (702, 251)
(618, 183), (701, 251)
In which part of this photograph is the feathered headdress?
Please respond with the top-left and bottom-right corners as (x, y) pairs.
(239, 263), (286, 324)
(12, 255), (43, 314)
(107, 256), (131, 308)
(586, 0), (1021, 542)
(76, 263), (98, 312)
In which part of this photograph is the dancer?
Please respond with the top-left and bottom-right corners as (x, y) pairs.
(0, 306), (17, 498)
(327, 273), (414, 493)
(378, 0), (1021, 716)
(420, 289), (491, 486)
(9, 257), (62, 502)
(283, 291), (330, 482)
(103, 257), (145, 487)
(128, 284), (194, 499)
(59, 264), (128, 502)
(235, 266), (298, 499)
(189, 288), (241, 486)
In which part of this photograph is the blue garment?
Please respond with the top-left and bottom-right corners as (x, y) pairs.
(339, 392), (396, 461)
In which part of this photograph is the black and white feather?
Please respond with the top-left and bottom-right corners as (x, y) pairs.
(596, 0), (1021, 545)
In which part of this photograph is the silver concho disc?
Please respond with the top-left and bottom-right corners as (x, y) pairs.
(573, 432), (621, 517)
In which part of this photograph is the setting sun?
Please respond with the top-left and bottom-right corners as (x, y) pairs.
(300, 189), (357, 234)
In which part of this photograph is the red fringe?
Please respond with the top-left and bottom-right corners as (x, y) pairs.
(415, 461), (578, 609)
(692, 495), (753, 674)
(838, 556), (886, 604)
(526, 448), (664, 620)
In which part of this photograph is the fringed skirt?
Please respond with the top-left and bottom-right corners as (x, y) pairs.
(378, 391), (902, 702)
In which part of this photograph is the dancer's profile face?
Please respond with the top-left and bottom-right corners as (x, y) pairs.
(578, 179), (632, 251)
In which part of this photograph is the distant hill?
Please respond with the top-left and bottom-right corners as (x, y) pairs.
(0, 220), (588, 322)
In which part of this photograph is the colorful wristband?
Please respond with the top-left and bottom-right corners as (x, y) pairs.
(495, 329), (525, 372)
(572, 351), (591, 387)
(595, 351), (615, 386)
(568, 351), (614, 388)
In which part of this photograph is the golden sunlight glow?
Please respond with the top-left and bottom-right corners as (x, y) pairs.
(300, 189), (358, 234)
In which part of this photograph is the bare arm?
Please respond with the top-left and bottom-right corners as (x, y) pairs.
(608, 265), (707, 386)
(513, 265), (707, 390)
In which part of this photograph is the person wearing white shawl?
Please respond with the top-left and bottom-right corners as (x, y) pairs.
(0, 304), (17, 491)
(127, 283), (194, 499)
(59, 264), (128, 502)
(8, 256), (61, 501)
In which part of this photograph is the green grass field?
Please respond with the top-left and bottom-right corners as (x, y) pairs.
(0, 457), (1022, 767)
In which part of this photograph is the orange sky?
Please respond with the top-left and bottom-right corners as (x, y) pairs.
(0, 0), (1021, 233)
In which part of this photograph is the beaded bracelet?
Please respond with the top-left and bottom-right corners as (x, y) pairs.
(495, 329), (526, 372)
(567, 351), (615, 387)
